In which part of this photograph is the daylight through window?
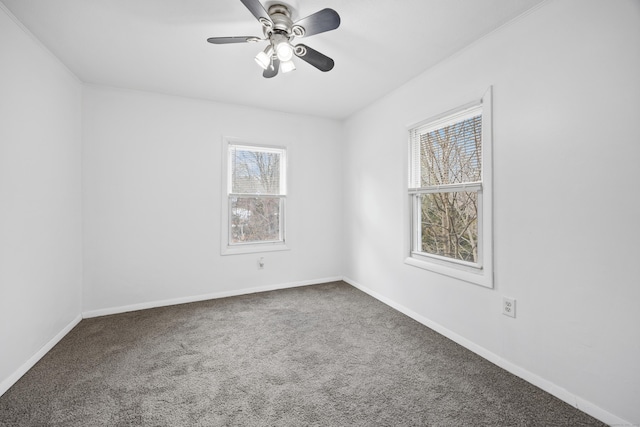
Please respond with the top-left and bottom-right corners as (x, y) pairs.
(227, 144), (286, 246)
(407, 90), (493, 288)
(410, 108), (482, 264)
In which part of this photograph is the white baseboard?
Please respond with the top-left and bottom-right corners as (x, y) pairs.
(82, 276), (343, 318)
(1, 278), (342, 398)
(0, 314), (82, 397)
(7, 277), (628, 426)
(343, 276), (631, 427)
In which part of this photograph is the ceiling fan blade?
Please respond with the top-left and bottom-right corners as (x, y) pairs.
(263, 57), (280, 78)
(294, 44), (334, 72)
(293, 8), (340, 37)
(207, 36), (262, 44)
(240, 0), (273, 26)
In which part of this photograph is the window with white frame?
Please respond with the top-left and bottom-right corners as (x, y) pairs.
(406, 88), (493, 287)
(222, 141), (287, 255)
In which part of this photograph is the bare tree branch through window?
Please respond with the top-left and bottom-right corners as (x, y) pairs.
(229, 146), (286, 244)
(411, 113), (482, 263)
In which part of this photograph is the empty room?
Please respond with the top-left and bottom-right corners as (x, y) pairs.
(1, 0), (638, 425)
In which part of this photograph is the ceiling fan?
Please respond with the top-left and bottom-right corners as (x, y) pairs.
(207, 0), (340, 78)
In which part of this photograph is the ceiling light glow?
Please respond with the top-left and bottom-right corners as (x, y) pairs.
(271, 33), (294, 62)
(276, 43), (294, 62)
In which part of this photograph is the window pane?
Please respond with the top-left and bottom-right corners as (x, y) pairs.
(419, 191), (478, 263)
(231, 197), (281, 243)
(231, 147), (281, 194)
(420, 115), (481, 186)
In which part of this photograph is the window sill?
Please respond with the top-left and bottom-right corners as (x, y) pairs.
(222, 243), (290, 256)
(404, 256), (493, 288)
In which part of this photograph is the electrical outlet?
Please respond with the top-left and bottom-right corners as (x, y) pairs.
(257, 257), (265, 269)
(503, 297), (516, 318)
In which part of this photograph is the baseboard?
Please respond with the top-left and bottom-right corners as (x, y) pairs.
(8, 278), (628, 425)
(343, 276), (631, 427)
(0, 314), (82, 397)
(1, 278), (341, 397)
(82, 276), (343, 319)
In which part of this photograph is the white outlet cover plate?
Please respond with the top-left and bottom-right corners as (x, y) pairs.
(503, 297), (516, 318)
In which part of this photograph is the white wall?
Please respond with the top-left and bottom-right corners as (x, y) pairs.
(82, 86), (343, 313)
(0, 6), (83, 393)
(342, 0), (640, 425)
(2, 0), (638, 424)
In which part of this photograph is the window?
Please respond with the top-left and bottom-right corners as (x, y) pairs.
(406, 88), (493, 288)
(221, 140), (288, 255)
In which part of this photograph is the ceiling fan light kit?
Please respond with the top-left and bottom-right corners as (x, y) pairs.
(271, 33), (294, 61)
(254, 45), (273, 69)
(207, 0), (340, 78)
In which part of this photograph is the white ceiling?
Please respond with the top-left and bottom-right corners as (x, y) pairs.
(2, 0), (545, 119)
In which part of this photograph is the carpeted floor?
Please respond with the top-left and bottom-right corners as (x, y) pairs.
(0, 281), (605, 426)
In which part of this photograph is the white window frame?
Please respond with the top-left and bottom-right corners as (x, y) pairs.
(405, 87), (493, 288)
(221, 138), (289, 255)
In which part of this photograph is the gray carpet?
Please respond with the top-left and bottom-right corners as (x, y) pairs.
(0, 281), (605, 426)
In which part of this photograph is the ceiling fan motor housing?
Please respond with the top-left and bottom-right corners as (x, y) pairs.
(266, 5), (294, 38)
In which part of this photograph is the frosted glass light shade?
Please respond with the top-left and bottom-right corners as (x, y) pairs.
(281, 60), (296, 73)
(275, 43), (294, 62)
(254, 46), (273, 70)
